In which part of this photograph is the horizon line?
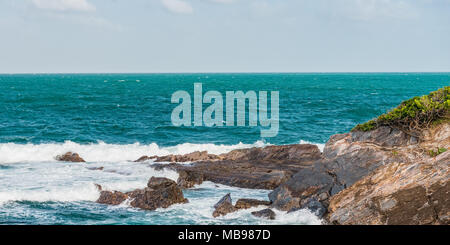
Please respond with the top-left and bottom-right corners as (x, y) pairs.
(1, 71), (450, 75)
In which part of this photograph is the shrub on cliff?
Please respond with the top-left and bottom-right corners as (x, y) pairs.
(353, 86), (450, 137)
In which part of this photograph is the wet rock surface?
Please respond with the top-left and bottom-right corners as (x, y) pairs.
(150, 144), (323, 190)
(135, 151), (219, 163)
(251, 209), (276, 220)
(96, 177), (188, 210)
(56, 152), (86, 162)
(212, 193), (236, 217)
(97, 190), (128, 205)
(235, 199), (271, 210)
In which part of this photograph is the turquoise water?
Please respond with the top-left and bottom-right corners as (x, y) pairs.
(0, 73), (448, 225)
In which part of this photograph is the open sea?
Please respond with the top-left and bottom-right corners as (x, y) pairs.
(0, 73), (448, 225)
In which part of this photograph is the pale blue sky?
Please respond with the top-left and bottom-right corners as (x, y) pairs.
(1, 0), (450, 73)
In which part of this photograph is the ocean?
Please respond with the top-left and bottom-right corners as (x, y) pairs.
(0, 73), (449, 224)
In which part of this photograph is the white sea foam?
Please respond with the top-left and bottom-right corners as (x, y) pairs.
(0, 140), (268, 164)
(0, 160), (178, 205)
(0, 140), (324, 224)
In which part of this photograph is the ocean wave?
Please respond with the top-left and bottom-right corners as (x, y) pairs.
(0, 139), (325, 164)
(0, 140), (269, 164)
(0, 184), (101, 205)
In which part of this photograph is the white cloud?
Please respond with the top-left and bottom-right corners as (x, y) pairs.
(161, 0), (194, 14)
(31, 0), (96, 12)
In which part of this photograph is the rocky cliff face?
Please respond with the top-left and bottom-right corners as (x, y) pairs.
(328, 151), (449, 225)
(269, 123), (449, 223)
(327, 124), (449, 225)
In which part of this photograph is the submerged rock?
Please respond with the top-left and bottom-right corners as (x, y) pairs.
(213, 193), (236, 217)
(96, 177), (188, 210)
(251, 209), (276, 220)
(56, 152), (85, 162)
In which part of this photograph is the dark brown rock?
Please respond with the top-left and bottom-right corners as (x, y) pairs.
(147, 176), (176, 189)
(96, 177), (188, 210)
(97, 190), (128, 205)
(220, 144), (322, 162)
(213, 193), (236, 217)
(153, 144), (323, 190)
(56, 152), (85, 162)
(235, 199), (271, 210)
(251, 209), (276, 220)
(134, 155), (156, 162)
(269, 164), (335, 211)
(128, 177), (188, 210)
(94, 183), (102, 191)
(136, 151), (219, 163)
(177, 170), (204, 188)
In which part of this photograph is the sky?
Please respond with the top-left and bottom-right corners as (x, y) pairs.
(0, 0), (449, 73)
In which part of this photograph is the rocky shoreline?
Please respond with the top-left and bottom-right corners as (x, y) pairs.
(56, 88), (449, 225)
(57, 122), (448, 224)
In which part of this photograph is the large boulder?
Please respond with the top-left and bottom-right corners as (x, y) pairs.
(56, 152), (85, 162)
(97, 191), (128, 205)
(128, 177), (188, 210)
(212, 193), (236, 217)
(96, 177), (188, 210)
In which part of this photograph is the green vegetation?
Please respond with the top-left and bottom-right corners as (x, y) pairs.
(427, 147), (448, 157)
(353, 86), (450, 137)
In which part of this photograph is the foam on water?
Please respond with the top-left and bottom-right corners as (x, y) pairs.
(0, 159), (322, 224)
(0, 160), (178, 205)
(0, 140), (269, 164)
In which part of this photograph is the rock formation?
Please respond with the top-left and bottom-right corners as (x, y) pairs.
(235, 199), (271, 210)
(96, 177), (188, 210)
(212, 193), (236, 217)
(328, 150), (449, 225)
(149, 144), (322, 189)
(56, 152), (85, 162)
